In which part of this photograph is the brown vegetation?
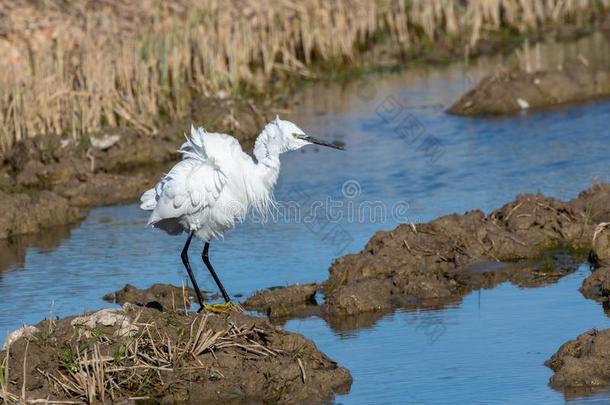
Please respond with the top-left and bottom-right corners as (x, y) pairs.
(1, 0), (609, 152)
(0, 303), (351, 403)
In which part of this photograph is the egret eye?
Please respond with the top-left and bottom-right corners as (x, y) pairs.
(292, 133), (299, 139)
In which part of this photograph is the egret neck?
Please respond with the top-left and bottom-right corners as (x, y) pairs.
(253, 121), (286, 188)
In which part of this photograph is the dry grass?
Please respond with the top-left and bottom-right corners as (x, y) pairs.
(0, 0), (608, 152)
(0, 346), (19, 404)
(30, 314), (276, 403)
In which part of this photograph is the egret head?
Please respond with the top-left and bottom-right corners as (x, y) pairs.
(274, 116), (344, 152)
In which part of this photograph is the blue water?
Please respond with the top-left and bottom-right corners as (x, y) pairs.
(2, 38), (610, 403)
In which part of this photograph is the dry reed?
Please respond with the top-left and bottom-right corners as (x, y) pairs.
(30, 313), (276, 403)
(0, 0), (608, 152)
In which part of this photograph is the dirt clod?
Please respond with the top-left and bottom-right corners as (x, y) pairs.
(580, 266), (610, 304)
(591, 223), (610, 266)
(322, 191), (597, 320)
(0, 303), (351, 403)
(243, 283), (319, 320)
(0, 190), (85, 239)
(104, 283), (198, 311)
(246, 185), (610, 331)
(448, 66), (610, 116)
(546, 329), (610, 396)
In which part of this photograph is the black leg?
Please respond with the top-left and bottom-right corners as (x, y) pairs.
(181, 231), (205, 311)
(202, 242), (231, 303)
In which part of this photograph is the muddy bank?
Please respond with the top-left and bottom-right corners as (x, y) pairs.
(0, 190), (85, 240)
(448, 64), (610, 116)
(0, 97), (272, 240)
(579, 224), (610, 309)
(546, 329), (610, 397)
(245, 184), (610, 330)
(580, 266), (610, 306)
(243, 284), (321, 322)
(542, 195), (610, 397)
(0, 290), (351, 403)
(580, 223), (610, 308)
(103, 283), (199, 312)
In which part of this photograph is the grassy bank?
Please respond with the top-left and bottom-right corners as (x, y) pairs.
(1, 0), (609, 152)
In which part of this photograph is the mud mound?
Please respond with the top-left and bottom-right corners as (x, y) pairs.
(0, 304), (351, 403)
(590, 223), (610, 266)
(546, 329), (610, 395)
(448, 65), (610, 116)
(574, 185), (610, 305)
(323, 192), (592, 318)
(580, 266), (610, 304)
(103, 283), (199, 312)
(0, 190), (85, 239)
(579, 218), (610, 307)
(246, 185), (610, 330)
(571, 183), (610, 224)
(243, 284), (320, 320)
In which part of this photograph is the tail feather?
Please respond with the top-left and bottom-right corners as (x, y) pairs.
(140, 188), (157, 210)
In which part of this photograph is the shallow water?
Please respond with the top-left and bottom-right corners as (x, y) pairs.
(2, 34), (610, 403)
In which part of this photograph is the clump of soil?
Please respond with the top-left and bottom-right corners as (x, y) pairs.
(590, 223), (610, 266)
(0, 303), (351, 403)
(579, 224), (610, 308)
(580, 266), (610, 307)
(546, 329), (610, 396)
(103, 283), (199, 312)
(0, 190), (85, 239)
(246, 184), (610, 330)
(552, 226), (610, 395)
(243, 284), (320, 321)
(322, 189), (599, 318)
(448, 65), (610, 116)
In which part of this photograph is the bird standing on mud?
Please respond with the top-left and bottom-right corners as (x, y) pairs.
(140, 116), (343, 311)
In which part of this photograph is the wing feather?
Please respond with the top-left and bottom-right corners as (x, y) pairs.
(145, 130), (228, 227)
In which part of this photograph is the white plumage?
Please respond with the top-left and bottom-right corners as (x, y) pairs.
(141, 117), (335, 240)
(139, 116), (342, 308)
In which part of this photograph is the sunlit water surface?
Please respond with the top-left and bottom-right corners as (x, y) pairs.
(2, 33), (610, 404)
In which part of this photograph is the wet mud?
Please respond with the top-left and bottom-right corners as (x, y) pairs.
(243, 283), (321, 322)
(448, 65), (610, 116)
(580, 266), (610, 312)
(0, 190), (85, 240)
(579, 224), (610, 309)
(103, 283), (199, 312)
(549, 265), (610, 396)
(546, 329), (610, 398)
(0, 293), (351, 403)
(245, 184), (610, 331)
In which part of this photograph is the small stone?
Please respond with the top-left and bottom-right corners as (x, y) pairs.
(90, 134), (121, 150)
(71, 308), (137, 337)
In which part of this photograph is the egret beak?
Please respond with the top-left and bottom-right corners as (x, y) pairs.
(298, 134), (344, 150)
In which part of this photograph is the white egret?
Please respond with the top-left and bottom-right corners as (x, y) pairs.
(140, 116), (343, 310)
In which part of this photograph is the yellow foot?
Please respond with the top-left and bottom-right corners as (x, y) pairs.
(201, 301), (242, 314)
